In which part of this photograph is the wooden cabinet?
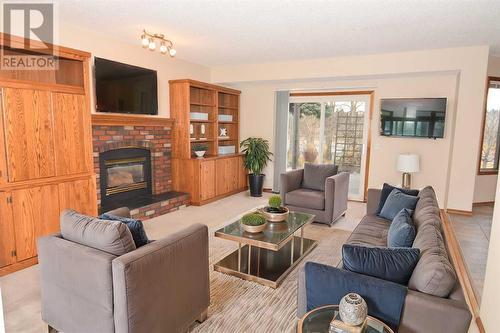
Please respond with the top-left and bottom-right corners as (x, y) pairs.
(200, 160), (216, 201)
(216, 157), (239, 196)
(0, 192), (16, 268)
(2, 88), (56, 182)
(0, 34), (96, 276)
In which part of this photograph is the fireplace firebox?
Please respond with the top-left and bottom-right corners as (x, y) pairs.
(99, 147), (152, 211)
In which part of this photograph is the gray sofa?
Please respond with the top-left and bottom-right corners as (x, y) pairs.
(280, 167), (349, 225)
(297, 186), (472, 333)
(38, 207), (210, 333)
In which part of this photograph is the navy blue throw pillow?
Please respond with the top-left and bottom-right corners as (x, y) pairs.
(342, 244), (420, 285)
(376, 183), (419, 215)
(379, 189), (419, 220)
(388, 208), (416, 247)
(99, 213), (149, 248)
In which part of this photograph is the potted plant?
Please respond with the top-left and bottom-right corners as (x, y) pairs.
(240, 137), (272, 197)
(260, 195), (289, 222)
(241, 212), (267, 233)
(193, 144), (208, 158)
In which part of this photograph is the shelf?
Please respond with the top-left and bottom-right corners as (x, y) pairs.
(190, 119), (214, 123)
(190, 139), (214, 143)
(218, 105), (238, 110)
(191, 102), (216, 107)
(218, 121), (238, 124)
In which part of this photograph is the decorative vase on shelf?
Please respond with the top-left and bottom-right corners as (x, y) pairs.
(339, 293), (368, 326)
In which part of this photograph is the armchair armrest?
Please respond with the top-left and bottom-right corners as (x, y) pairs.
(280, 169), (304, 202)
(325, 172), (349, 222)
(112, 223), (209, 333)
(366, 188), (382, 215)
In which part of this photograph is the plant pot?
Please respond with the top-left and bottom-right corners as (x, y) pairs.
(194, 150), (206, 158)
(260, 206), (289, 222)
(241, 222), (267, 233)
(248, 174), (265, 197)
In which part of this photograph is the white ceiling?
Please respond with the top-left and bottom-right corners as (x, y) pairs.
(57, 0), (500, 66)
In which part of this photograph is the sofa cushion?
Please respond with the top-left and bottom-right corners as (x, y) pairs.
(286, 188), (325, 210)
(413, 186), (442, 230)
(379, 189), (419, 220)
(342, 244), (420, 285)
(99, 213), (149, 247)
(409, 223), (457, 297)
(346, 215), (391, 247)
(60, 210), (136, 256)
(302, 163), (338, 191)
(376, 183), (419, 215)
(387, 208), (416, 248)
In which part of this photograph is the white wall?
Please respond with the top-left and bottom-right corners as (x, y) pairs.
(474, 55), (500, 203)
(231, 73), (457, 206)
(58, 23), (211, 117)
(213, 46), (489, 211)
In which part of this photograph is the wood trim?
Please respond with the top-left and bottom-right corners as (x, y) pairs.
(195, 187), (248, 206)
(290, 90), (375, 97)
(0, 33), (90, 60)
(477, 76), (500, 175)
(441, 210), (485, 333)
(0, 78), (85, 94)
(0, 172), (94, 191)
(364, 92), (375, 201)
(446, 208), (473, 216)
(473, 201), (495, 207)
(168, 79), (241, 95)
(0, 257), (38, 277)
(91, 113), (175, 127)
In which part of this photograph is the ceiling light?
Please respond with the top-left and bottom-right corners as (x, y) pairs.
(141, 34), (149, 47)
(160, 42), (168, 54)
(140, 29), (176, 57)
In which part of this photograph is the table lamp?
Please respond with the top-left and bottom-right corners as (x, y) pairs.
(397, 153), (420, 189)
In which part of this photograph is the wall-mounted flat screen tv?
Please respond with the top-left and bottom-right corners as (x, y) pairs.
(95, 57), (158, 115)
(380, 98), (447, 138)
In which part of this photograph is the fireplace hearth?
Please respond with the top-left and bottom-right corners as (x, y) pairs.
(99, 147), (152, 212)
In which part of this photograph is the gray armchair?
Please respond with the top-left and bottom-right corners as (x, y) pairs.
(38, 207), (209, 333)
(280, 165), (349, 225)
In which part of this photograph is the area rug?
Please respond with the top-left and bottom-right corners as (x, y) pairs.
(190, 216), (354, 333)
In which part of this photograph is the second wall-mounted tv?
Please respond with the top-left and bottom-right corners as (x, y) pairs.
(380, 98), (447, 138)
(95, 57), (158, 115)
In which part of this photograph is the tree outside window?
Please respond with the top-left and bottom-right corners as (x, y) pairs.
(479, 77), (500, 174)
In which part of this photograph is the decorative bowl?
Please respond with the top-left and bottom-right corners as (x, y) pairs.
(260, 206), (289, 222)
(339, 293), (368, 326)
(194, 150), (206, 158)
(242, 222), (267, 233)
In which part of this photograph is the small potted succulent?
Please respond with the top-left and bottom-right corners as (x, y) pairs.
(241, 212), (267, 233)
(260, 195), (289, 222)
(193, 144), (208, 158)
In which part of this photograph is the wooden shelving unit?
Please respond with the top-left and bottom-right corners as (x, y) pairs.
(169, 79), (247, 205)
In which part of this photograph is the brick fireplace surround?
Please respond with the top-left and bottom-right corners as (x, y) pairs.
(91, 114), (190, 219)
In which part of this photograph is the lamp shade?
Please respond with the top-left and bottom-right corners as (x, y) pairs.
(397, 154), (420, 173)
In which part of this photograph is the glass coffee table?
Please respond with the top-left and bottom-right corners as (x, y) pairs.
(298, 305), (394, 333)
(214, 210), (317, 288)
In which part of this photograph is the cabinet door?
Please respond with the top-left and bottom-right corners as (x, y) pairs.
(216, 157), (239, 196)
(2, 88), (55, 182)
(52, 93), (91, 176)
(58, 178), (97, 216)
(0, 192), (16, 268)
(12, 184), (60, 261)
(237, 155), (247, 189)
(200, 160), (215, 201)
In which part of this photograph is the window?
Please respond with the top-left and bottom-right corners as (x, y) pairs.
(479, 77), (500, 174)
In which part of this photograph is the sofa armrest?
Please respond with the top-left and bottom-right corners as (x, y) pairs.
(366, 188), (382, 215)
(325, 172), (349, 221)
(38, 235), (117, 333)
(112, 223), (209, 333)
(280, 169), (304, 202)
(399, 289), (472, 333)
(104, 207), (131, 218)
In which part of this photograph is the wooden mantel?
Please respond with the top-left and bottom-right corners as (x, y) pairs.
(91, 113), (175, 127)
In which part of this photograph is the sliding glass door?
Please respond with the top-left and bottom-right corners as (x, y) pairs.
(286, 94), (371, 200)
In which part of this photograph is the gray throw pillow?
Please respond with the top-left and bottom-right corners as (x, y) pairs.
(379, 189), (419, 220)
(302, 163), (338, 191)
(60, 210), (136, 256)
(388, 208), (416, 247)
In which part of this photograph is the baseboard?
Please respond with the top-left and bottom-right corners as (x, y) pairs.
(473, 201), (495, 207)
(441, 210), (485, 333)
(262, 188), (275, 193)
(0, 257), (38, 277)
(446, 208), (473, 216)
